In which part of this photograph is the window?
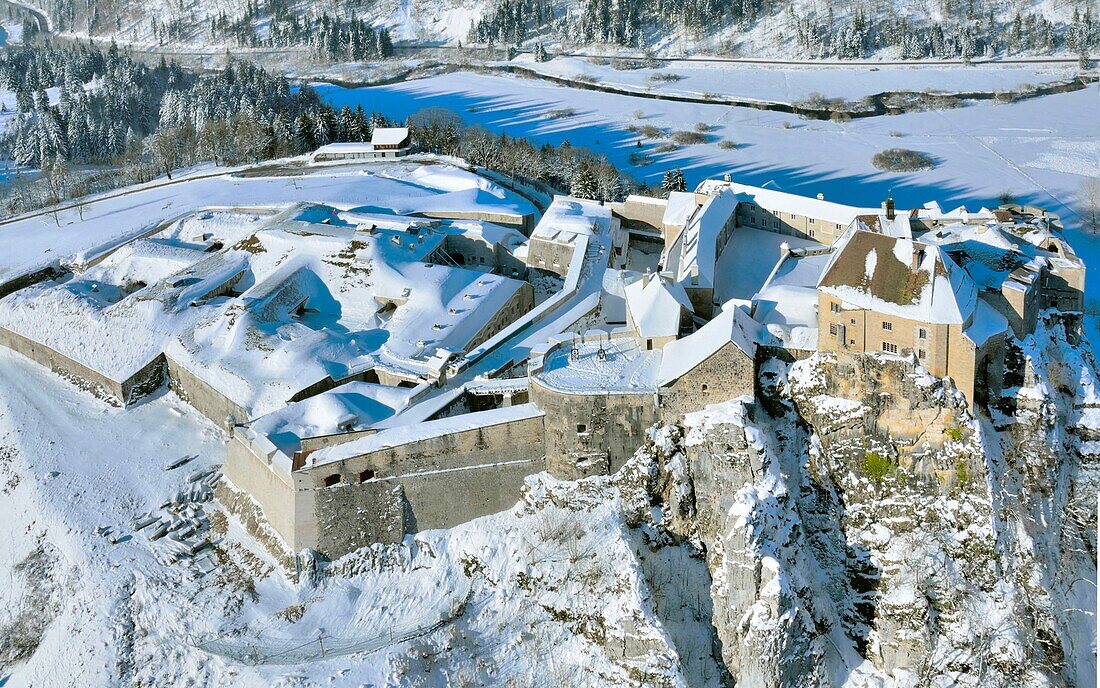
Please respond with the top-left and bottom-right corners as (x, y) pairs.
(323, 474), (341, 487)
(809, 229), (816, 238)
(577, 424), (588, 433)
(829, 323), (838, 336)
(830, 302), (840, 313)
(917, 349), (927, 360)
(882, 342), (898, 354)
(701, 383), (709, 392)
(809, 218), (815, 224)
(850, 318), (856, 325)
(359, 469), (375, 482)
(882, 321), (892, 331)
(918, 328), (927, 339)
(646, 339), (653, 351)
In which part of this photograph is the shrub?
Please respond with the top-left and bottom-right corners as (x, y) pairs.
(944, 422), (965, 442)
(654, 142), (679, 153)
(694, 122), (711, 132)
(717, 140), (737, 150)
(637, 125), (665, 139)
(648, 72), (682, 83)
(862, 451), (894, 483)
(671, 130), (708, 145)
(955, 460), (972, 485)
(872, 148), (937, 172)
(544, 107), (576, 119)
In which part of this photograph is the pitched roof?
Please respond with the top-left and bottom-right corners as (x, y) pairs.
(624, 273), (694, 339)
(699, 179), (882, 226)
(666, 187), (739, 289)
(371, 127), (410, 146)
(818, 230), (977, 325)
(657, 300), (756, 385)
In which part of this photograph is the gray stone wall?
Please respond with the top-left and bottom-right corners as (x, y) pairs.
(659, 341), (755, 418)
(314, 480), (407, 554)
(294, 413), (547, 558)
(526, 238), (576, 276)
(165, 355), (250, 428)
(0, 324), (127, 404)
(530, 380), (659, 480)
(465, 283), (535, 352)
(223, 434), (299, 549)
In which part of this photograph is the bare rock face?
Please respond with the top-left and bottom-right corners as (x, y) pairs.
(674, 317), (1096, 688)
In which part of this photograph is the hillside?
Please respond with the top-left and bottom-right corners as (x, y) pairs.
(13, 0), (1100, 60)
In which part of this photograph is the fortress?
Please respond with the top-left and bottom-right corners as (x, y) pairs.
(0, 161), (1084, 562)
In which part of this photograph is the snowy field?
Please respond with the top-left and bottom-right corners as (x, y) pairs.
(316, 73), (1100, 302)
(508, 54), (1085, 104)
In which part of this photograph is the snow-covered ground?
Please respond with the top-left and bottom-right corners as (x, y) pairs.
(316, 73), (1100, 304)
(0, 344), (716, 686)
(509, 54), (1085, 104)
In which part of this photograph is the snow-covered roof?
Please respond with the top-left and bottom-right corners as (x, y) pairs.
(662, 191), (699, 229)
(657, 301), (756, 385)
(699, 179), (882, 227)
(248, 381), (420, 454)
(751, 248), (832, 349)
(963, 298), (1008, 346)
(371, 127), (410, 147)
(531, 197), (613, 246)
(819, 230), (977, 325)
(665, 187), (739, 289)
(624, 273), (693, 339)
(534, 335), (662, 393)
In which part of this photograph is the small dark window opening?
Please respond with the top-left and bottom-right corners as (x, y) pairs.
(646, 339), (653, 350)
(577, 424), (587, 433)
(359, 469), (375, 482)
(323, 473), (341, 487)
(701, 383), (709, 392)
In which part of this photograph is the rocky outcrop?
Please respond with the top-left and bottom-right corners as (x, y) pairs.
(671, 319), (1096, 688)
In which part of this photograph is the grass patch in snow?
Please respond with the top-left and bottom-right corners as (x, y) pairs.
(872, 148), (938, 172)
(717, 140), (738, 150)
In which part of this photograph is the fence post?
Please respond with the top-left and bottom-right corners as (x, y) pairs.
(318, 629), (326, 658)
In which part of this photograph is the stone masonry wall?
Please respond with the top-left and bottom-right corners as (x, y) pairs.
(294, 414), (546, 557)
(165, 355), (250, 428)
(530, 380), (659, 480)
(659, 341), (755, 418)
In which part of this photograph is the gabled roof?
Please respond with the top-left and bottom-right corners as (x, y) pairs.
(657, 300), (756, 385)
(371, 127), (410, 146)
(666, 187), (739, 289)
(818, 230), (977, 325)
(662, 191), (699, 228)
(624, 273), (694, 339)
(698, 179), (882, 226)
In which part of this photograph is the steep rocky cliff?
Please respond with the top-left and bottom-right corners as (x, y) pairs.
(656, 314), (1097, 687)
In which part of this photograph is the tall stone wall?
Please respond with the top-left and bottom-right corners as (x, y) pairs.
(165, 355), (250, 428)
(295, 413), (546, 558)
(0, 324), (127, 404)
(530, 380), (659, 480)
(223, 434), (300, 550)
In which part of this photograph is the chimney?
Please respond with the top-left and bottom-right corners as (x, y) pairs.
(816, 193), (825, 200)
(886, 196), (896, 220)
(911, 247), (925, 270)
